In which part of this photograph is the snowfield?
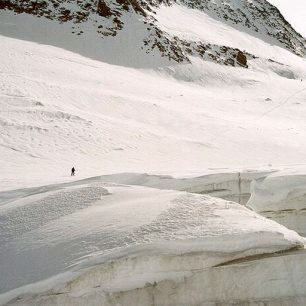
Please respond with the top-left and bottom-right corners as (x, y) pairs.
(0, 179), (305, 305)
(0, 23), (306, 191)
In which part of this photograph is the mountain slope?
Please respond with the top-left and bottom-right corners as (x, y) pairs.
(179, 0), (306, 55)
(0, 0), (305, 68)
(268, 0), (306, 38)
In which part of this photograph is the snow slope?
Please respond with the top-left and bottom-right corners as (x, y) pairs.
(0, 179), (304, 304)
(0, 29), (306, 191)
(1, 0), (306, 190)
(156, 3), (305, 62)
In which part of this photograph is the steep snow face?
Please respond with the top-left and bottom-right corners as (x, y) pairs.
(0, 8), (172, 68)
(247, 169), (306, 236)
(179, 0), (306, 56)
(155, 3), (305, 64)
(0, 0), (305, 67)
(0, 180), (304, 304)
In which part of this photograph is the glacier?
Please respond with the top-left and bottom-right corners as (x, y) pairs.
(0, 0), (306, 305)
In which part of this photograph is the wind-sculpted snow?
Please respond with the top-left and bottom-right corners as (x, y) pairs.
(0, 186), (109, 246)
(0, 181), (304, 305)
(247, 169), (306, 236)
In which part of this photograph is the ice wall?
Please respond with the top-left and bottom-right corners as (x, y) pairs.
(98, 171), (272, 205)
(4, 247), (306, 306)
(247, 170), (306, 236)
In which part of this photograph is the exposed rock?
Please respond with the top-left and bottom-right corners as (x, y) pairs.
(236, 51), (248, 67)
(97, 0), (112, 18)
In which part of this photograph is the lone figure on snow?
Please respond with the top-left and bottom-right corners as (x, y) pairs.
(71, 167), (75, 176)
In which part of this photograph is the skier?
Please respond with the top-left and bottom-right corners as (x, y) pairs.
(71, 167), (75, 176)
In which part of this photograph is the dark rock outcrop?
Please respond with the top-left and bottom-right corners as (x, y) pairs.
(97, 0), (112, 17)
(236, 51), (248, 67)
